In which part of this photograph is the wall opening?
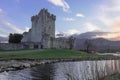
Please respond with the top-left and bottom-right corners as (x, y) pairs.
(34, 45), (38, 49)
(41, 45), (43, 49)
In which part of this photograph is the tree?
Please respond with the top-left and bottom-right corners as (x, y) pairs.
(68, 36), (75, 50)
(84, 39), (93, 53)
(8, 33), (23, 43)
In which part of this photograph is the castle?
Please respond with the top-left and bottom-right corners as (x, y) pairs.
(21, 8), (74, 49)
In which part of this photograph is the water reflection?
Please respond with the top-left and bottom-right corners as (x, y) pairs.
(31, 64), (55, 80)
(0, 60), (120, 80)
(0, 69), (32, 80)
(54, 60), (120, 80)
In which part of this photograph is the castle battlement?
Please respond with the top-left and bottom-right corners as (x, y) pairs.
(31, 8), (56, 21)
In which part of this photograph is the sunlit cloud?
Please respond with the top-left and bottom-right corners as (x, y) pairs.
(98, 0), (120, 31)
(76, 13), (85, 18)
(91, 0), (120, 40)
(64, 29), (80, 35)
(111, 20), (120, 32)
(48, 0), (70, 12)
(84, 22), (100, 31)
(25, 27), (30, 32)
(95, 32), (120, 41)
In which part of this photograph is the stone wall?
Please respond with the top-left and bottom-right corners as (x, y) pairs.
(51, 38), (70, 49)
(0, 43), (25, 50)
(0, 38), (73, 50)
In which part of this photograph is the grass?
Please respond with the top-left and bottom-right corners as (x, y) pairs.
(101, 73), (120, 80)
(0, 49), (119, 60)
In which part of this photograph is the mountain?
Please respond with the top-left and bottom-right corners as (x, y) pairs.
(73, 31), (109, 39)
(74, 38), (120, 53)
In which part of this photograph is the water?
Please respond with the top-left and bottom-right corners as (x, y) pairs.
(0, 60), (120, 80)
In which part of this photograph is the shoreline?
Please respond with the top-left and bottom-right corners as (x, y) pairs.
(0, 57), (120, 73)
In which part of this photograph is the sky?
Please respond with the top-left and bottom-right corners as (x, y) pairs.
(0, 0), (120, 40)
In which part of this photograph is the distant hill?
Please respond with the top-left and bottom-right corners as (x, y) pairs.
(55, 31), (120, 52)
(73, 31), (109, 39)
(71, 31), (120, 52)
(74, 38), (120, 53)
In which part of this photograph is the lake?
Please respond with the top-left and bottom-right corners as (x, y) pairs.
(0, 60), (120, 80)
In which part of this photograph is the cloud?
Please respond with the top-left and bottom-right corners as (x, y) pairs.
(0, 34), (8, 37)
(0, 9), (3, 13)
(25, 27), (30, 32)
(0, 8), (4, 15)
(0, 8), (25, 37)
(95, 32), (120, 40)
(0, 27), (9, 34)
(88, 0), (120, 40)
(64, 29), (80, 35)
(63, 17), (75, 21)
(111, 20), (120, 32)
(48, 0), (70, 12)
(56, 29), (80, 37)
(84, 22), (100, 31)
(0, 19), (24, 33)
(97, 0), (120, 32)
(76, 13), (85, 18)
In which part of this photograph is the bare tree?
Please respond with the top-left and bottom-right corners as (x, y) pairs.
(68, 36), (75, 50)
(84, 39), (95, 53)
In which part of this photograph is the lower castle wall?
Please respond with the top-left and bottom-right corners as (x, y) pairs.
(0, 38), (71, 50)
(51, 38), (70, 49)
(0, 43), (25, 50)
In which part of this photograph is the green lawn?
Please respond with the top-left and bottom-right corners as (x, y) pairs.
(0, 49), (119, 60)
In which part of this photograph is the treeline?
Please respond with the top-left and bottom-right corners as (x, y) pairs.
(8, 33), (23, 43)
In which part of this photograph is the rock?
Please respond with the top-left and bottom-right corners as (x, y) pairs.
(22, 63), (31, 68)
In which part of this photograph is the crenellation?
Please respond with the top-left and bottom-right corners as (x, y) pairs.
(31, 15), (35, 21)
(51, 14), (56, 20)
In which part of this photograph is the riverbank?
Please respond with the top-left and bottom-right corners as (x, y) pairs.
(0, 49), (120, 60)
(0, 60), (58, 72)
(100, 73), (120, 80)
(0, 49), (120, 72)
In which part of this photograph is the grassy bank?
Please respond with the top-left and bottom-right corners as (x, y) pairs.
(101, 73), (120, 80)
(0, 49), (119, 60)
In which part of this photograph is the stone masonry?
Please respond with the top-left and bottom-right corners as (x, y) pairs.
(21, 8), (72, 49)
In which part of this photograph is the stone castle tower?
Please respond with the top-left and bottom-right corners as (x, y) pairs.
(22, 8), (56, 48)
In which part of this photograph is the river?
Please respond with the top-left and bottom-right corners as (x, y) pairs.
(0, 60), (120, 80)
